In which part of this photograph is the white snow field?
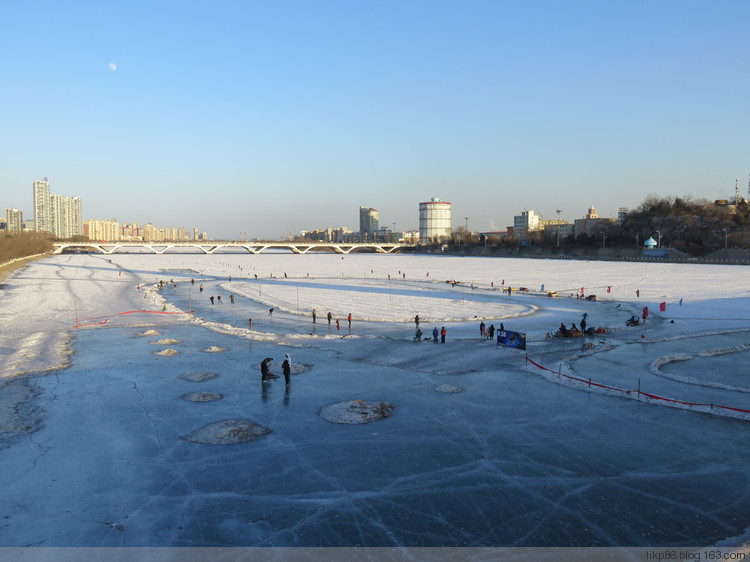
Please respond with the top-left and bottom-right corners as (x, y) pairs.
(1, 251), (750, 548)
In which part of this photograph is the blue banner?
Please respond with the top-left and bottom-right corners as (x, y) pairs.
(497, 330), (526, 350)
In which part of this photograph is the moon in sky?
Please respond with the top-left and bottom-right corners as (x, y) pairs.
(108, 62), (117, 71)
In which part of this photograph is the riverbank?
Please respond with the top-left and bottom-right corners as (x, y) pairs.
(0, 253), (51, 283)
(416, 245), (750, 265)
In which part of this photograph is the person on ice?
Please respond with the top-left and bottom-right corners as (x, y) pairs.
(327, 311), (332, 325)
(440, 326), (446, 343)
(210, 296), (215, 304)
(260, 357), (275, 382)
(312, 309), (317, 323)
(414, 328), (422, 341)
(282, 354), (291, 386)
(432, 327), (439, 343)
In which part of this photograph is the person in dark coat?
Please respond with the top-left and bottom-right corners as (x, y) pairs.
(440, 326), (446, 343)
(261, 357), (274, 382)
(432, 327), (439, 343)
(488, 324), (495, 340)
(282, 354), (291, 386)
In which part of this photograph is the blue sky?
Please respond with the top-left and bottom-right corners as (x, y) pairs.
(2, 0), (749, 239)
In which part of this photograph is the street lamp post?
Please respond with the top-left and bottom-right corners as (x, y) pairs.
(722, 228), (728, 249)
(601, 232), (607, 248)
(655, 230), (662, 248)
(556, 208), (561, 247)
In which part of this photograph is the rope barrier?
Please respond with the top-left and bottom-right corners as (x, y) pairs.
(525, 355), (750, 419)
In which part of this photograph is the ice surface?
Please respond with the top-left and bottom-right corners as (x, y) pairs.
(1, 252), (750, 547)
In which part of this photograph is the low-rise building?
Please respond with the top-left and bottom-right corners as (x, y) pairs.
(573, 206), (617, 237)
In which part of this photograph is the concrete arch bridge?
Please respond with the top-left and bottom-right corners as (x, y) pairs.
(52, 242), (414, 255)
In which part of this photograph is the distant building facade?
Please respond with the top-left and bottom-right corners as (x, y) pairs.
(359, 207), (379, 240)
(32, 178), (82, 238)
(542, 221), (573, 240)
(50, 194), (82, 238)
(513, 210), (540, 237)
(419, 198), (452, 242)
(33, 179), (52, 233)
(573, 206), (617, 237)
(6, 208), (24, 234)
(85, 219), (120, 241)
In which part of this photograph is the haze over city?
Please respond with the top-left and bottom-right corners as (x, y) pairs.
(2, 1), (749, 239)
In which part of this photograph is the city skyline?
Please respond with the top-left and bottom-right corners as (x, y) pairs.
(1, 1), (749, 239)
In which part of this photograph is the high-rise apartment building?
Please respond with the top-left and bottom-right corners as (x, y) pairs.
(359, 207), (379, 239)
(33, 178), (82, 238)
(51, 194), (83, 238)
(85, 219), (119, 241)
(33, 179), (52, 233)
(419, 198), (452, 242)
(6, 208), (24, 234)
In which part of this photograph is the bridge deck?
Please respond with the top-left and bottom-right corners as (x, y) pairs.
(52, 242), (415, 255)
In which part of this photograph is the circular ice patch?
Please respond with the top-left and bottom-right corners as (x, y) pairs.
(319, 400), (394, 424)
(181, 391), (223, 402)
(181, 420), (271, 444)
(153, 348), (179, 357)
(150, 338), (182, 345)
(435, 384), (463, 393)
(202, 346), (227, 353)
(178, 371), (219, 382)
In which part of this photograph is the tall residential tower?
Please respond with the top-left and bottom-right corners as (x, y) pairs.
(359, 206), (379, 240)
(33, 179), (52, 233)
(32, 178), (83, 238)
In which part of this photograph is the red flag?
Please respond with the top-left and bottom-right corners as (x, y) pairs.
(636, 289), (640, 297)
(581, 287), (584, 293)
(607, 286), (611, 293)
(659, 302), (666, 312)
(643, 306), (649, 319)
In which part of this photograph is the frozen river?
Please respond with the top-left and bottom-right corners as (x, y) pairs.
(1, 252), (749, 547)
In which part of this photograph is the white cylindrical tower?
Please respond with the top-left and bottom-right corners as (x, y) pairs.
(419, 198), (452, 243)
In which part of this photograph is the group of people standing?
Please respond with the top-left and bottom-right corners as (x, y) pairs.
(415, 325), (446, 343)
(478, 321), (496, 340)
(311, 309), (352, 330)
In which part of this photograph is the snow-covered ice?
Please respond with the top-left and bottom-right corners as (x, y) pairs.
(1, 251), (749, 547)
